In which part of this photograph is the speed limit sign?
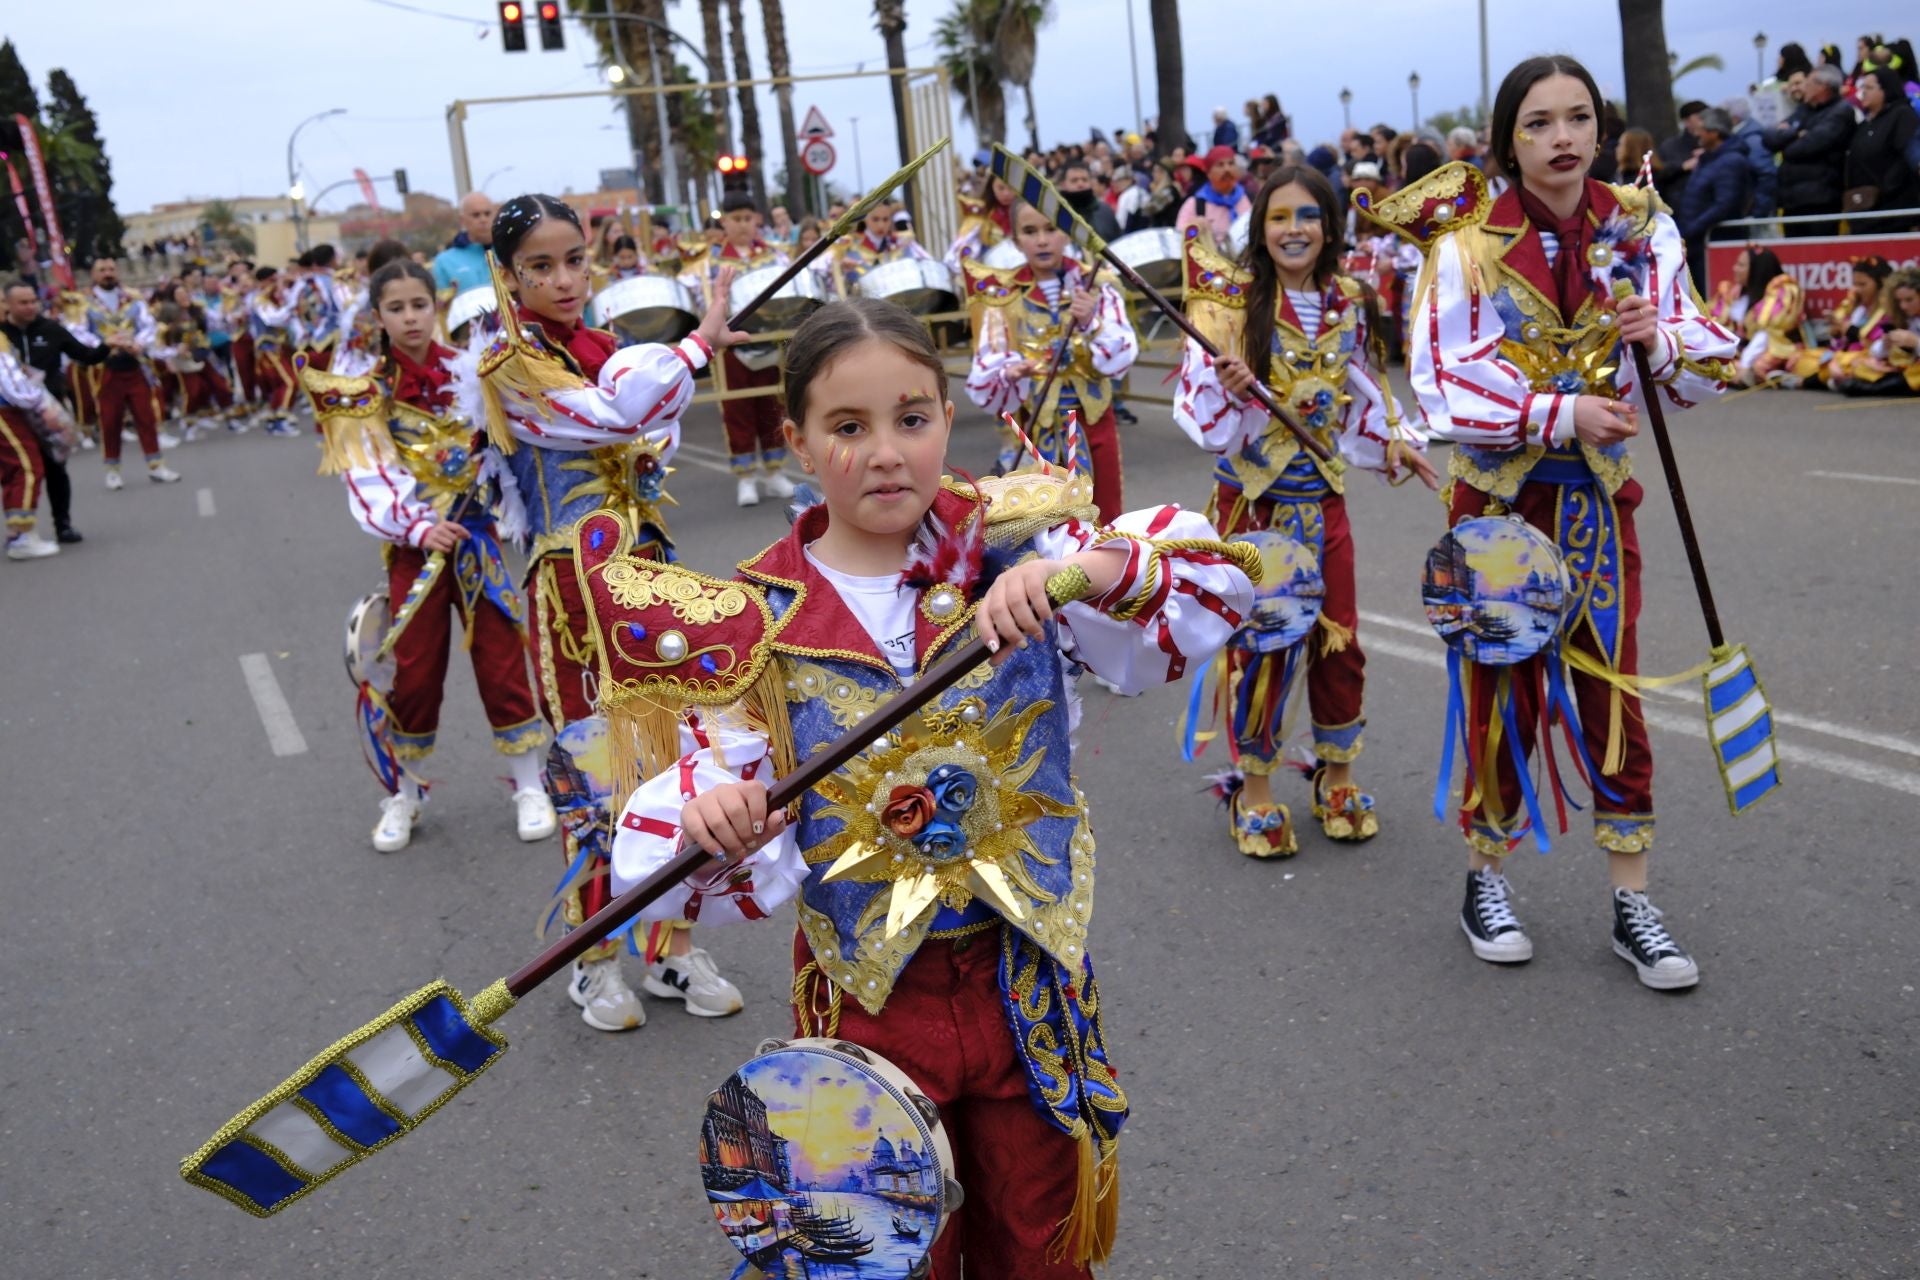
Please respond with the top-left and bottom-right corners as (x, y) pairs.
(800, 137), (836, 176)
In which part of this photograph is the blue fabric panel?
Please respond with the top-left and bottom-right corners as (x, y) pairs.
(200, 1139), (307, 1212)
(298, 1065), (402, 1148)
(411, 996), (502, 1075)
(1707, 664), (1757, 715)
(1733, 767), (1781, 812)
(1716, 712), (1774, 764)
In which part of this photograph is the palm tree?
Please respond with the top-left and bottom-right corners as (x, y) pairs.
(991, 0), (1050, 153)
(1669, 51), (1725, 88)
(934, 0), (1008, 146)
(699, 0), (732, 160)
(201, 198), (254, 257)
(1618, 0), (1678, 139)
(569, 0), (665, 203)
(874, 0), (914, 212)
(724, 0), (769, 209)
(1148, 0), (1185, 155)
(760, 0), (806, 215)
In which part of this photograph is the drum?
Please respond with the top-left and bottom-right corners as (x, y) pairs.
(728, 262), (827, 334)
(856, 258), (958, 316)
(1227, 209), (1252, 257)
(344, 590), (394, 692)
(700, 1037), (963, 1278)
(978, 238), (1025, 270)
(446, 286), (497, 345)
(592, 275), (699, 345)
(1230, 530), (1324, 653)
(1420, 516), (1571, 666)
(1107, 227), (1184, 291)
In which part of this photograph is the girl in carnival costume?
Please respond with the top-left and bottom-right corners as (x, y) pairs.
(1374, 55), (1739, 989)
(583, 298), (1256, 1275)
(464, 193), (752, 1031)
(1173, 165), (1437, 857)
(1831, 267), (1920, 397)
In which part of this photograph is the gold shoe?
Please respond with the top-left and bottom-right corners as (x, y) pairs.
(1311, 766), (1379, 843)
(1231, 789), (1298, 859)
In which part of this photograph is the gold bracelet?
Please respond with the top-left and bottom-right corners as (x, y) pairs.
(1044, 563), (1095, 606)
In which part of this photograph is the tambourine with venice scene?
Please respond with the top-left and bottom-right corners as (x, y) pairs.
(700, 1037), (963, 1278)
(1420, 516), (1572, 665)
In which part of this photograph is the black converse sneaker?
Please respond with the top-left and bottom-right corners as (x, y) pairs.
(1611, 888), (1700, 990)
(1461, 868), (1533, 963)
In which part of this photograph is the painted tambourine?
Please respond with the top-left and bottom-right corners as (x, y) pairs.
(344, 590), (394, 692)
(1230, 530), (1325, 653)
(700, 1037), (963, 1279)
(1420, 516), (1571, 666)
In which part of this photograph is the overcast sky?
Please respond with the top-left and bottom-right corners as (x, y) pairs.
(4, 0), (1899, 216)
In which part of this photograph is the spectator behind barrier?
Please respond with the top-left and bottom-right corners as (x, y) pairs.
(1768, 65), (1857, 236)
(1845, 68), (1920, 230)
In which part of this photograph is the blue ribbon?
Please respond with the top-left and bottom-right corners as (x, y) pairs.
(1501, 677), (1550, 853)
(1435, 648), (1466, 824)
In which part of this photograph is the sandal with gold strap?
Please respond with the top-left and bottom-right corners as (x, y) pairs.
(1311, 765), (1379, 843)
(1231, 789), (1298, 859)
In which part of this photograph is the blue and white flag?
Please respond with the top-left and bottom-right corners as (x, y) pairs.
(1704, 644), (1781, 814)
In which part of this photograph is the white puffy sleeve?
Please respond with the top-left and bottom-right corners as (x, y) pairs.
(1628, 211), (1737, 412)
(498, 334), (708, 456)
(341, 460), (439, 546)
(1410, 232), (1575, 450)
(609, 708), (809, 924)
(1033, 505), (1255, 693)
(1339, 301), (1428, 475)
(0, 348), (46, 410)
(1084, 280), (1138, 377)
(965, 304), (1028, 417)
(1171, 336), (1263, 454)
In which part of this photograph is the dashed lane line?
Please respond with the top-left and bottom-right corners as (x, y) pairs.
(1805, 470), (1920, 486)
(196, 487), (216, 517)
(238, 654), (308, 757)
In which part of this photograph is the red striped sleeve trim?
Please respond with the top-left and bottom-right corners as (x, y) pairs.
(621, 813), (680, 839)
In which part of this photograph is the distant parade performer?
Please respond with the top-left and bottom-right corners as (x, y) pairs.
(0, 324), (70, 560)
(2, 275), (109, 544)
(681, 191), (796, 506)
(75, 257), (181, 489)
(821, 197), (931, 298)
(963, 198), (1138, 523)
(1377, 55), (1738, 990)
(301, 258), (555, 854)
(1173, 165), (1436, 858)
(945, 170), (1016, 271)
(464, 192), (751, 1032)
(155, 282), (238, 440)
(1833, 267), (1920, 396)
(248, 265), (303, 437)
(591, 298), (1256, 1277)
(222, 259), (261, 414)
(290, 245), (348, 373)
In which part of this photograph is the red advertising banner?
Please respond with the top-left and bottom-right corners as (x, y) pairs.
(353, 167), (381, 211)
(3, 155), (38, 262)
(1708, 233), (1920, 321)
(13, 113), (72, 289)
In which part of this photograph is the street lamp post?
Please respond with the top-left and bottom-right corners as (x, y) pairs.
(850, 115), (864, 190)
(1754, 32), (1768, 85)
(1340, 86), (1352, 131)
(1123, 0), (1144, 134)
(1409, 71), (1421, 131)
(286, 107), (346, 254)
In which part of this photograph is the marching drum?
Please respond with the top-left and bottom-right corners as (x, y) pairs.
(728, 262), (827, 334)
(446, 286), (498, 345)
(700, 1037), (963, 1278)
(856, 258), (959, 316)
(978, 238), (1025, 270)
(1107, 227), (1185, 291)
(344, 590), (394, 692)
(1230, 530), (1325, 653)
(591, 275), (699, 345)
(1420, 516), (1571, 666)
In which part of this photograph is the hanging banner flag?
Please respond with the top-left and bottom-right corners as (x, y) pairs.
(13, 114), (72, 289)
(353, 167), (382, 212)
(3, 154), (39, 264)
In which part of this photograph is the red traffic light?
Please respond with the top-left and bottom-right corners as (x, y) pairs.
(717, 155), (737, 173)
(538, 2), (558, 18)
(502, 1), (521, 19)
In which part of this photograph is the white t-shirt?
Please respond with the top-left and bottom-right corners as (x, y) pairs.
(806, 547), (919, 682)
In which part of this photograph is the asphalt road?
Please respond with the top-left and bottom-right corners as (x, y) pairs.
(1, 375), (1916, 1279)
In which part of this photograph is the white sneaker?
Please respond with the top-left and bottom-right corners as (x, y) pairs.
(371, 792), (420, 853)
(226, 415), (251, 434)
(103, 468), (125, 491)
(157, 430), (181, 449)
(569, 958), (646, 1031)
(760, 470), (796, 499)
(512, 786), (557, 841)
(644, 946), (744, 1017)
(6, 531), (60, 561)
(148, 464), (182, 484)
(735, 476), (761, 507)
(78, 435), (96, 451)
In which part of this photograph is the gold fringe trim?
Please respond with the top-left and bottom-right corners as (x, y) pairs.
(604, 663), (798, 820)
(468, 978), (516, 1026)
(1317, 613), (1354, 655)
(1047, 1128), (1120, 1267)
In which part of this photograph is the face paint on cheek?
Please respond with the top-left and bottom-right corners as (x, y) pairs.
(1516, 128), (1537, 146)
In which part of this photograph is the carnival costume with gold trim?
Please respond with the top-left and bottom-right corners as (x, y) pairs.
(579, 472), (1257, 1266)
(1798, 300), (1893, 386)
(1737, 274), (1806, 383)
(1172, 227), (1428, 851)
(1366, 161), (1739, 856)
(824, 228), (934, 298)
(943, 190), (1011, 272)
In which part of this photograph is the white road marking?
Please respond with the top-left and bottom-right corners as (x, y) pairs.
(1361, 634), (1920, 799)
(666, 441), (740, 476)
(238, 653), (308, 757)
(196, 487), (216, 517)
(1805, 470), (1920, 486)
(1360, 610), (1920, 760)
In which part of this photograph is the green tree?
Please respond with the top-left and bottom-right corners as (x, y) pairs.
(201, 199), (254, 257)
(874, 0), (914, 212)
(935, 0), (1008, 146)
(43, 69), (124, 263)
(1669, 51), (1725, 89)
(571, 0), (667, 205)
(991, 0), (1050, 152)
(1424, 103), (1488, 137)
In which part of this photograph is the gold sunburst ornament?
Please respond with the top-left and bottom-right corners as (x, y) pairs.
(812, 697), (1081, 938)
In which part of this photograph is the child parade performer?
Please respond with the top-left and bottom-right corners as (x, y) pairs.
(249, 266), (303, 438)
(466, 193), (750, 1031)
(1378, 55), (1738, 990)
(1174, 165), (1437, 857)
(581, 297), (1255, 1276)
(301, 258), (556, 853)
(964, 199), (1139, 523)
(822, 197), (933, 298)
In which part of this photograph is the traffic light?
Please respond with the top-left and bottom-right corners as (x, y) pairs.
(498, 1), (526, 52)
(393, 168), (409, 196)
(537, 1), (564, 50)
(716, 154), (750, 174)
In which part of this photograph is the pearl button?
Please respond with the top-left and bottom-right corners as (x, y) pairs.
(657, 630), (688, 662)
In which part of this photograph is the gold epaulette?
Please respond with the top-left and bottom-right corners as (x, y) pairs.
(57, 290), (90, 326)
(971, 470), (1099, 545)
(1352, 160), (1492, 252)
(297, 359), (397, 475)
(1182, 225), (1251, 353)
(958, 192), (987, 220)
(573, 509), (796, 796)
(960, 256), (1024, 330)
(1608, 181), (1671, 224)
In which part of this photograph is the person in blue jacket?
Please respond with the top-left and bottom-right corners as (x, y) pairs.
(1722, 97), (1779, 224)
(1677, 109), (1753, 290)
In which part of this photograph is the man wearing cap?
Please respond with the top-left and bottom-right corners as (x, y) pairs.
(1676, 107), (1753, 287)
(1176, 146), (1252, 247)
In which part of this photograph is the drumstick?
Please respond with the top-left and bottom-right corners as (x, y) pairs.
(500, 558), (1100, 996)
(988, 146), (1331, 462)
(726, 138), (951, 331)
